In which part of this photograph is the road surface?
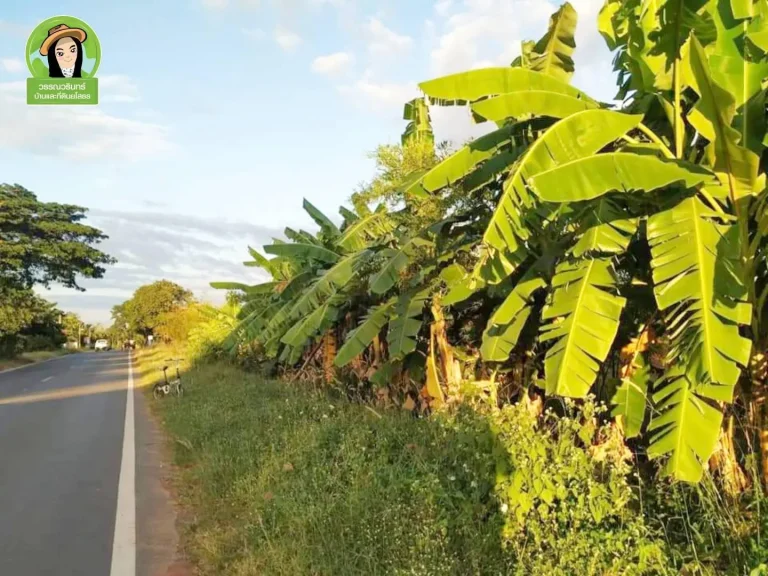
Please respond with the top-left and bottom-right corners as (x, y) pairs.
(0, 351), (181, 576)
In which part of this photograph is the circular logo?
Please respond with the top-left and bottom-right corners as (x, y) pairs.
(25, 16), (101, 79)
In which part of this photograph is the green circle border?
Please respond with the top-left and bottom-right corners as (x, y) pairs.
(25, 15), (101, 79)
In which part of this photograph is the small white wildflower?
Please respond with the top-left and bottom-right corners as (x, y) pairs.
(449, 475), (456, 481)
(500, 503), (509, 514)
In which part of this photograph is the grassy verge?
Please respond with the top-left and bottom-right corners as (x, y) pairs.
(0, 349), (75, 372)
(138, 347), (509, 576)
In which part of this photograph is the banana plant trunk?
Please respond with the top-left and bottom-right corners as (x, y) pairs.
(756, 391), (768, 488)
(430, 297), (461, 396)
(709, 414), (750, 495)
(323, 329), (337, 384)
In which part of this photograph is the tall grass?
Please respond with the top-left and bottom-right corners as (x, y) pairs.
(143, 356), (509, 575)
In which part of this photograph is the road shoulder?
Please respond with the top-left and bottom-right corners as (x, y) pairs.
(0, 350), (75, 374)
(134, 361), (193, 576)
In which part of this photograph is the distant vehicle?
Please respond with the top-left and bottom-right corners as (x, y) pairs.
(94, 339), (110, 351)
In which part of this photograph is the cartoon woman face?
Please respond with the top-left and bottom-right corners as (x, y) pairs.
(40, 24), (87, 78)
(54, 37), (78, 70)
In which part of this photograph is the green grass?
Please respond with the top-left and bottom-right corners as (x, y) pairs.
(142, 352), (511, 576)
(0, 349), (74, 372)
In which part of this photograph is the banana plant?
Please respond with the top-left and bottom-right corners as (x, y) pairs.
(405, 0), (768, 483)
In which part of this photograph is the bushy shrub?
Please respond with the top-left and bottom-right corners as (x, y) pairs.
(20, 334), (59, 352)
(643, 469), (768, 575)
(0, 335), (23, 358)
(488, 398), (670, 576)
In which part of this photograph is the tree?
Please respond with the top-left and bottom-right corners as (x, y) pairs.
(0, 184), (115, 292)
(0, 290), (65, 356)
(61, 312), (84, 346)
(113, 280), (194, 337)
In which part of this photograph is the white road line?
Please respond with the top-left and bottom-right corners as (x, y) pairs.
(41, 376), (53, 383)
(110, 353), (136, 576)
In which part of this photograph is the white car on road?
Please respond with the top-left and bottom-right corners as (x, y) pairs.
(94, 339), (110, 352)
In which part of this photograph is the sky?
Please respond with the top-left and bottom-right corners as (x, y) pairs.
(0, 0), (618, 325)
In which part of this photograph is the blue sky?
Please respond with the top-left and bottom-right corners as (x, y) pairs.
(0, 0), (616, 324)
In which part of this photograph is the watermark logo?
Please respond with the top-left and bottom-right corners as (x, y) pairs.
(25, 16), (101, 105)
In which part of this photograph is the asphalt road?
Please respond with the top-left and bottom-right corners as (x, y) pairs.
(0, 352), (141, 576)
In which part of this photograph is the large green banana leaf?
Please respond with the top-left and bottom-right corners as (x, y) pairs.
(284, 227), (320, 245)
(440, 263), (485, 306)
(461, 150), (522, 194)
(470, 91), (597, 122)
(569, 197), (638, 257)
(256, 298), (299, 354)
(303, 198), (340, 237)
(600, 0), (672, 92)
(418, 67), (593, 105)
(648, 367), (724, 482)
(611, 353), (651, 439)
(706, 0), (768, 153)
(289, 251), (371, 318)
(278, 270), (314, 300)
(511, 40), (536, 68)
(281, 293), (343, 348)
(388, 287), (432, 359)
(686, 35), (763, 199)
(747, 1), (768, 52)
(243, 246), (274, 272)
(479, 110), (643, 279)
(648, 196), (752, 402)
(402, 98), (434, 146)
(335, 298), (396, 366)
(481, 270), (546, 362)
(222, 299), (281, 352)
(336, 208), (395, 251)
(527, 2), (577, 82)
(339, 206), (359, 227)
(648, 0), (713, 65)
(210, 281), (279, 294)
(264, 242), (340, 264)
(540, 257), (626, 397)
(405, 124), (520, 197)
(370, 237), (434, 295)
(529, 152), (714, 202)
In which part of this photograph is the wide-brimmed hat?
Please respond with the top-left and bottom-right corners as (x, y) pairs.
(39, 24), (87, 56)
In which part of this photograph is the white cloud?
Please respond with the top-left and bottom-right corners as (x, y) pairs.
(367, 18), (412, 55)
(0, 81), (173, 160)
(312, 52), (354, 75)
(338, 72), (418, 112)
(99, 75), (140, 103)
(427, 0), (613, 97)
(202, 0), (229, 8)
(47, 209), (277, 323)
(1, 58), (24, 73)
(418, 0), (616, 145)
(434, 0), (453, 17)
(274, 27), (302, 51)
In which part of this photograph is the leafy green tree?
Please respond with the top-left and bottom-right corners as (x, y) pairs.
(0, 184), (115, 291)
(0, 290), (65, 356)
(113, 280), (194, 337)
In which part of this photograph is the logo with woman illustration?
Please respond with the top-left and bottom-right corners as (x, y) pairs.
(25, 16), (100, 105)
(41, 24), (88, 78)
